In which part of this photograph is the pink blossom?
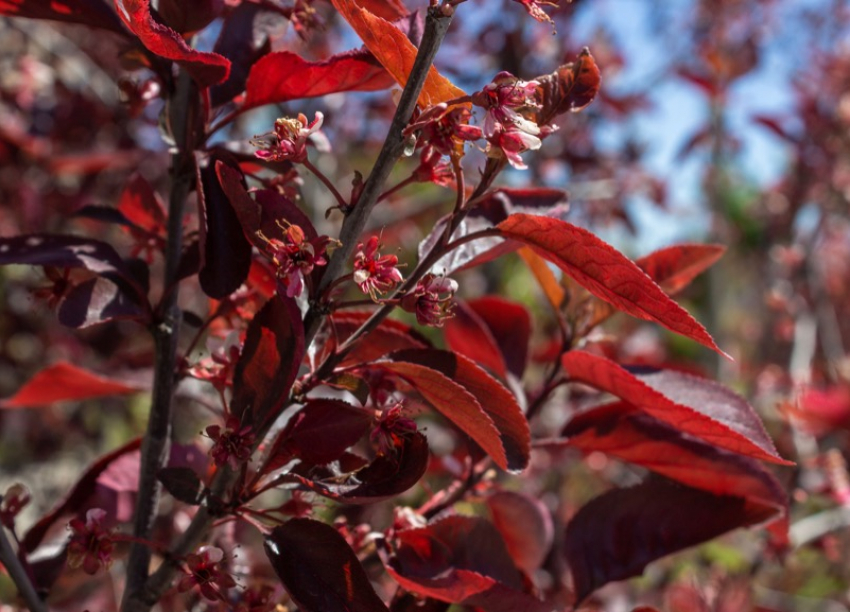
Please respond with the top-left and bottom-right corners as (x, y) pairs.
(206, 416), (255, 469)
(370, 402), (418, 456)
(178, 545), (237, 602)
(257, 221), (333, 298)
(67, 508), (114, 575)
(413, 146), (456, 187)
(403, 104), (482, 158)
(400, 273), (458, 327)
(252, 112), (325, 164)
(353, 236), (403, 300)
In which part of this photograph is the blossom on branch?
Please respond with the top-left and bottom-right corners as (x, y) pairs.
(252, 112), (327, 164)
(257, 221), (334, 298)
(403, 103), (482, 158)
(67, 508), (114, 575)
(206, 416), (255, 469)
(353, 236), (404, 300)
(178, 546), (237, 602)
(400, 273), (458, 327)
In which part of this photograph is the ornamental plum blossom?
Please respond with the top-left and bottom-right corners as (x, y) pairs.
(252, 112), (326, 164)
(403, 104), (482, 158)
(206, 416), (255, 469)
(371, 402), (418, 456)
(178, 545), (237, 602)
(412, 146), (455, 187)
(257, 221), (334, 298)
(353, 236), (403, 300)
(67, 508), (114, 575)
(472, 72), (556, 169)
(400, 273), (458, 327)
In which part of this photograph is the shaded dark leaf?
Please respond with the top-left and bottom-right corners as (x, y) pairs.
(157, 467), (203, 505)
(263, 399), (372, 472)
(286, 432), (429, 504)
(0, 0), (127, 33)
(197, 153), (252, 298)
(467, 296), (531, 380)
(382, 515), (551, 612)
(231, 296), (305, 429)
(1, 362), (145, 408)
(561, 351), (790, 465)
(265, 518), (390, 612)
(565, 478), (774, 604)
(444, 301), (508, 380)
(57, 275), (148, 327)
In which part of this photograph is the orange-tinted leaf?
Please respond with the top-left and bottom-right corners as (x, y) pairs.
(373, 360), (507, 470)
(561, 351), (791, 465)
(2, 362), (144, 408)
(245, 49), (395, 110)
(635, 244), (725, 295)
(265, 518), (390, 612)
(563, 402), (787, 515)
(330, 0), (466, 107)
(355, 0), (407, 20)
(517, 246), (565, 312)
(114, 0), (230, 87)
(388, 349), (530, 471)
(498, 213), (726, 356)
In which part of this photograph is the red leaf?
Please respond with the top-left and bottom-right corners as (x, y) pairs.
(497, 213), (727, 356)
(231, 296), (305, 429)
(753, 115), (798, 143)
(444, 301), (509, 380)
(2, 362), (144, 408)
(355, 0), (407, 21)
(635, 244), (725, 295)
(387, 349), (530, 472)
(114, 0), (230, 87)
(197, 154), (252, 299)
(0, 0), (126, 32)
(264, 399), (372, 470)
(265, 518), (390, 612)
(466, 296), (532, 380)
(486, 491), (553, 574)
(561, 351), (791, 465)
(330, 0), (466, 108)
(331, 311), (430, 366)
(117, 173), (166, 236)
(565, 478), (775, 603)
(381, 515), (551, 612)
(373, 360), (507, 470)
(563, 402), (787, 515)
(284, 432), (429, 504)
(245, 49), (395, 110)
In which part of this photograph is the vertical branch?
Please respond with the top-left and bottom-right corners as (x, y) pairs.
(122, 8), (455, 612)
(303, 6), (455, 344)
(122, 71), (198, 608)
(0, 501), (47, 612)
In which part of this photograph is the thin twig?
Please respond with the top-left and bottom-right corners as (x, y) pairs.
(0, 499), (47, 612)
(303, 6), (456, 345)
(122, 72), (197, 611)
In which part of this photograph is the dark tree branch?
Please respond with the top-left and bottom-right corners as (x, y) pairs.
(0, 498), (47, 612)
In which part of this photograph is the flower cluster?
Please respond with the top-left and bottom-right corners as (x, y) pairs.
(400, 273), (458, 327)
(370, 402), (418, 456)
(252, 112), (326, 164)
(67, 508), (114, 575)
(257, 221), (334, 298)
(472, 72), (556, 169)
(178, 546), (237, 602)
(353, 236), (403, 300)
(206, 416), (255, 469)
(404, 104), (482, 158)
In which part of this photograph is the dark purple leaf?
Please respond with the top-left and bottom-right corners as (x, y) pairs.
(264, 518), (390, 612)
(197, 153), (252, 298)
(467, 296), (531, 379)
(157, 467), (203, 505)
(0, 0), (127, 33)
(57, 275), (147, 327)
(286, 432), (429, 504)
(231, 295), (305, 429)
(565, 478), (775, 603)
